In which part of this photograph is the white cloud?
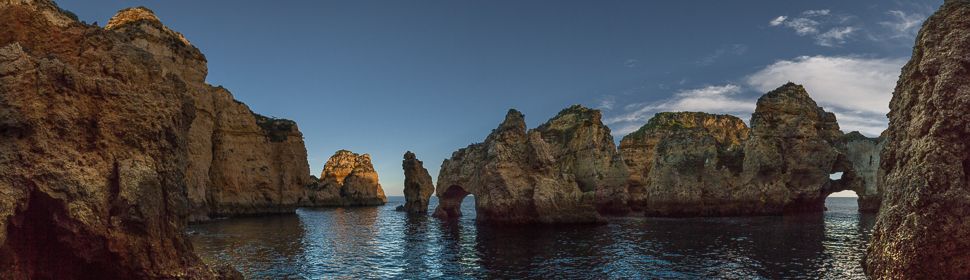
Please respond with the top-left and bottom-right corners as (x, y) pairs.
(786, 18), (821, 35)
(815, 27), (855, 47)
(745, 55), (907, 136)
(769, 16), (787, 26)
(802, 9), (830, 17)
(605, 84), (757, 135)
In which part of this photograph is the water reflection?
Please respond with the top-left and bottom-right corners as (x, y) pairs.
(188, 197), (872, 279)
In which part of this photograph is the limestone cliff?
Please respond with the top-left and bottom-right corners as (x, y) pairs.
(619, 84), (885, 216)
(865, 0), (970, 278)
(619, 112), (749, 216)
(0, 1), (238, 278)
(302, 150), (387, 206)
(402, 151), (435, 214)
(432, 107), (628, 225)
(105, 7), (311, 222)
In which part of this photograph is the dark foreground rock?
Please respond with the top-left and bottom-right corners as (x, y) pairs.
(432, 106), (628, 225)
(402, 151), (435, 214)
(0, 1), (240, 278)
(865, 0), (970, 278)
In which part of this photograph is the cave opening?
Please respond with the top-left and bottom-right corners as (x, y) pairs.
(433, 185), (474, 220)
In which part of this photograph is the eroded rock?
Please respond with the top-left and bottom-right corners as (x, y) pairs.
(105, 7), (311, 222)
(402, 151), (435, 214)
(864, 1), (970, 278)
(302, 150), (387, 206)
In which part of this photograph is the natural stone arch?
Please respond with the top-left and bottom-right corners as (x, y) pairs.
(433, 185), (472, 219)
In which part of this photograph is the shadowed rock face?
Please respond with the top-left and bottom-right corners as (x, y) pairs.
(402, 151), (434, 214)
(104, 7), (311, 222)
(0, 1), (239, 278)
(302, 150), (387, 206)
(865, 1), (970, 278)
(432, 106), (627, 225)
(619, 84), (885, 216)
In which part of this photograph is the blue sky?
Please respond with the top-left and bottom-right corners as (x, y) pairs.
(60, 0), (941, 197)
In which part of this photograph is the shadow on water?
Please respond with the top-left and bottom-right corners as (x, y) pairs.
(188, 196), (874, 279)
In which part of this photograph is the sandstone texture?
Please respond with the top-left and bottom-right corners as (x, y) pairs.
(104, 7), (310, 222)
(402, 151), (435, 214)
(0, 1), (239, 278)
(865, 1), (970, 278)
(619, 84), (886, 216)
(432, 106), (628, 225)
(302, 150), (387, 206)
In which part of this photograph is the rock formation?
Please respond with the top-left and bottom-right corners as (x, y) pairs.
(432, 106), (628, 225)
(0, 1), (238, 278)
(865, 1), (970, 278)
(532, 105), (631, 214)
(104, 7), (311, 222)
(619, 112), (750, 216)
(402, 151), (435, 214)
(302, 150), (387, 206)
(619, 84), (885, 216)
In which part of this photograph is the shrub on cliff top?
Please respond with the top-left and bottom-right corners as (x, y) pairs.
(253, 113), (295, 143)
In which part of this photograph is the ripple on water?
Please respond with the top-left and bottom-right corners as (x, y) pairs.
(188, 196), (873, 279)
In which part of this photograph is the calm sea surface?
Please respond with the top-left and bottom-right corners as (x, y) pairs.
(188, 197), (875, 279)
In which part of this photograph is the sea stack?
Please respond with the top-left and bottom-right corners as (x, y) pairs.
(402, 151), (435, 214)
(302, 150), (387, 206)
(0, 1), (238, 278)
(865, 0), (970, 278)
(104, 6), (311, 223)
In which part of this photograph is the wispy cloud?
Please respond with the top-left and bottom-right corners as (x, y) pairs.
(815, 27), (855, 47)
(605, 84), (757, 135)
(697, 44), (748, 65)
(623, 59), (639, 68)
(769, 9), (856, 47)
(879, 10), (925, 38)
(598, 95), (616, 110)
(746, 55), (906, 136)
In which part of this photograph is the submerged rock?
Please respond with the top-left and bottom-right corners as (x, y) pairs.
(0, 1), (239, 278)
(432, 106), (627, 225)
(104, 7), (311, 222)
(865, 1), (970, 278)
(402, 151), (435, 214)
(302, 150), (387, 206)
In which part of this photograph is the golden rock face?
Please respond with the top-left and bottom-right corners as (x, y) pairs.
(302, 150), (387, 207)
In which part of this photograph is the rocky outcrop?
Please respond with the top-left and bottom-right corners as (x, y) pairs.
(0, 1), (238, 278)
(619, 112), (750, 216)
(865, 1), (970, 278)
(401, 151), (434, 214)
(619, 83), (885, 216)
(741, 82), (847, 213)
(432, 106), (628, 225)
(104, 7), (310, 222)
(302, 150), (387, 206)
(532, 105), (631, 214)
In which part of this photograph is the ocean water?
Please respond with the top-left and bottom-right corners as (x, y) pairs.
(187, 196), (876, 279)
